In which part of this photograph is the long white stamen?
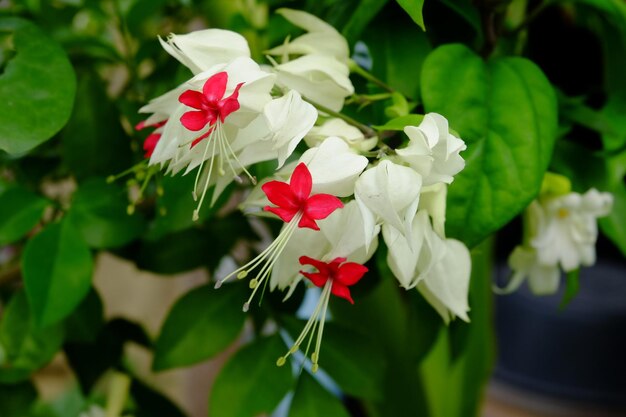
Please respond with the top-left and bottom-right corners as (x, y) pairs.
(192, 131), (218, 221)
(276, 281), (332, 370)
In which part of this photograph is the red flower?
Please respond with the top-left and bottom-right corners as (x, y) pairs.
(262, 163), (343, 230)
(178, 72), (244, 132)
(299, 256), (368, 304)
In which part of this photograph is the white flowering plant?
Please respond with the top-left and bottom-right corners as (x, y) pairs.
(0, 1), (623, 417)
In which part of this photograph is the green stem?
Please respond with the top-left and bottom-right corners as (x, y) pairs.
(105, 372), (131, 417)
(303, 97), (376, 138)
(507, 1), (549, 36)
(349, 59), (395, 93)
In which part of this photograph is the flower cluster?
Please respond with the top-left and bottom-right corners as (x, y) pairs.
(504, 173), (613, 295)
(137, 10), (472, 370)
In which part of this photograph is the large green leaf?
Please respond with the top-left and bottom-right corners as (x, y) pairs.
(63, 288), (104, 343)
(153, 284), (247, 371)
(289, 372), (350, 417)
(0, 291), (64, 383)
(0, 18), (76, 155)
(421, 44), (557, 246)
(210, 335), (293, 417)
(61, 73), (132, 180)
(22, 219), (93, 327)
(67, 178), (146, 249)
(0, 187), (48, 245)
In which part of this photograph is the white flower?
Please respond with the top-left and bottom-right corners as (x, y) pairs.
(270, 200), (379, 295)
(532, 189), (613, 272)
(354, 160), (423, 249)
(273, 54), (354, 112)
(305, 118), (377, 152)
(383, 210), (470, 322)
(506, 246), (560, 295)
(159, 29), (250, 75)
(139, 57), (276, 219)
(266, 8), (350, 63)
(398, 113), (466, 186)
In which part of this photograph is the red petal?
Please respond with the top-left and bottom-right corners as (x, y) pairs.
(300, 271), (328, 287)
(297, 214), (320, 230)
(290, 163), (312, 202)
(335, 262), (368, 286)
(304, 194), (343, 220)
(179, 90), (205, 109)
(180, 111), (209, 131)
(135, 120), (146, 131)
(299, 256), (330, 276)
(203, 72), (228, 103)
(143, 133), (161, 158)
(190, 127), (214, 148)
(264, 206), (297, 223)
(262, 181), (299, 210)
(218, 82), (244, 122)
(331, 283), (354, 304)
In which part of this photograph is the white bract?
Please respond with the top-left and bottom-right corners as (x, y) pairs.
(305, 118), (377, 152)
(270, 201), (379, 295)
(355, 160), (423, 249)
(159, 29), (250, 75)
(398, 113), (467, 186)
(507, 246), (560, 295)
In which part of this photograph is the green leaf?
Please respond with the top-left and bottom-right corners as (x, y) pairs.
(22, 219), (93, 327)
(421, 44), (558, 247)
(67, 178), (146, 249)
(0, 187), (48, 245)
(396, 0), (426, 30)
(0, 18), (76, 155)
(130, 378), (187, 417)
(288, 372), (350, 417)
(61, 73), (132, 180)
(373, 114), (425, 131)
(63, 288), (104, 343)
(210, 335), (293, 417)
(153, 284), (247, 371)
(364, 15), (431, 99)
(560, 269), (580, 309)
(341, 0), (390, 45)
(0, 380), (37, 417)
(599, 152), (626, 256)
(0, 291), (64, 383)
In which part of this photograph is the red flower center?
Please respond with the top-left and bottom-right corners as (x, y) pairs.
(299, 256), (368, 304)
(178, 71), (244, 137)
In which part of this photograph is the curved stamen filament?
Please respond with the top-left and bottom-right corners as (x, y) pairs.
(215, 214), (303, 306)
(192, 128), (219, 221)
(277, 280), (332, 372)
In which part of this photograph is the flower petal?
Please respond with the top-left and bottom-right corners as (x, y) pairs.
(290, 163), (313, 202)
(262, 181), (298, 210)
(180, 110), (209, 131)
(178, 89), (205, 109)
(304, 194), (343, 220)
(218, 82), (244, 122)
(297, 214), (320, 230)
(299, 256), (330, 276)
(203, 71), (228, 102)
(330, 283), (354, 304)
(300, 271), (328, 287)
(264, 206), (297, 223)
(335, 262), (368, 286)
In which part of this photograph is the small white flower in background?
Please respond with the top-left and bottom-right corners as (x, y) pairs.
(305, 118), (377, 152)
(506, 185), (613, 295)
(266, 9), (354, 112)
(397, 113), (467, 186)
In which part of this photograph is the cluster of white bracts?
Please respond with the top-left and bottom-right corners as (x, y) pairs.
(140, 9), (472, 323)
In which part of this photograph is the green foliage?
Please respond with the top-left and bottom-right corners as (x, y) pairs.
(153, 284), (247, 371)
(289, 372), (351, 417)
(422, 44), (558, 247)
(0, 380), (37, 417)
(22, 219), (93, 327)
(0, 18), (76, 155)
(0, 187), (48, 245)
(67, 178), (146, 249)
(209, 335), (294, 417)
(0, 291), (64, 383)
(396, 0), (426, 30)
